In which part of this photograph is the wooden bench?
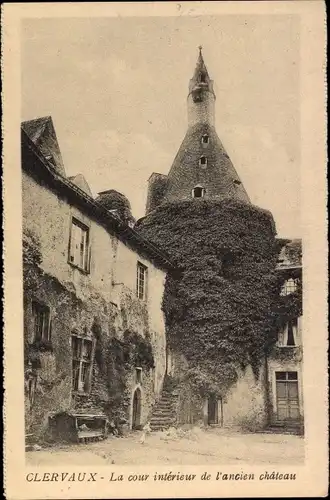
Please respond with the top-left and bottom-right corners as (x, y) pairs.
(49, 412), (108, 443)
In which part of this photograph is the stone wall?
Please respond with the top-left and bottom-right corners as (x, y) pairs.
(187, 87), (215, 127)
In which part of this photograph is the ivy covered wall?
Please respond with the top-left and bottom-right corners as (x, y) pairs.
(136, 199), (285, 417)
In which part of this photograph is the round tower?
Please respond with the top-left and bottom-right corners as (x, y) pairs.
(187, 46), (216, 127)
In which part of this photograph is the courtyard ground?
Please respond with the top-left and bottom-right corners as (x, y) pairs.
(26, 427), (304, 465)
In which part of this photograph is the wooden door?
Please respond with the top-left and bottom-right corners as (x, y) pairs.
(132, 388), (141, 429)
(207, 395), (218, 424)
(276, 371), (300, 421)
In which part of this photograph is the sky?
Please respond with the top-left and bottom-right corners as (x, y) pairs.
(21, 14), (301, 238)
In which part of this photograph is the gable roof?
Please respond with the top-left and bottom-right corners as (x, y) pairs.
(21, 127), (176, 272)
(68, 174), (93, 197)
(21, 116), (66, 176)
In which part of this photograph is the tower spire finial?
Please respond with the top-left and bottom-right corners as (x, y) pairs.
(198, 45), (203, 55)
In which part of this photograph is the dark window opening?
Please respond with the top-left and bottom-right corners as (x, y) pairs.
(234, 179), (241, 185)
(276, 371), (298, 381)
(192, 89), (202, 103)
(200, 73), (206, 83)
(202, 135), (209, 144)
(221, 252), (236, 279)
(199, 156), (207, 167)
(32, 301), (51, 342)
(135, 367), (142, 384)
(287, 319), (296, 346)
(192, 186), (205, 198)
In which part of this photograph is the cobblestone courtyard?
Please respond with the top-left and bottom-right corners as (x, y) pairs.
(26, 427), (304, 466)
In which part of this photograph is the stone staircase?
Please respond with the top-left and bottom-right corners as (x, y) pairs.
(150, 378), (179, 431)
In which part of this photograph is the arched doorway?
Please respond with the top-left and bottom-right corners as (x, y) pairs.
(132, 388), (142, 430)
(208, 395), (218, 425)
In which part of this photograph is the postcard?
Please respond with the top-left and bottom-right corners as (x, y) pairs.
(3, 1), (328, 498)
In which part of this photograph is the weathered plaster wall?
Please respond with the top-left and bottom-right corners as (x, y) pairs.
(22, 171), (168, 437)
(113, 242), (167, 399)
(22, 172), (115, 303)
(222, 364), (267, 431)
(267, 315), (303, 425)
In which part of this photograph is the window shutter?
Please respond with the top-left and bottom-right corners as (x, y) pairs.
(86, 243), (91, 273)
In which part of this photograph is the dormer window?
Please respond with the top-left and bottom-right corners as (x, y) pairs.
(192, 186), (205, 198)
(202, 135), (209, 145)
(199, 156), (208, 168)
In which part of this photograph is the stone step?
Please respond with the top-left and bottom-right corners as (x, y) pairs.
(150, 425), (173, 430)
(153, 404), (175, 410)
(150, 417), (174, 423)
(154, 404), (174, 411)
(155, 400), (175, 405)
(152, 410), (174, 416)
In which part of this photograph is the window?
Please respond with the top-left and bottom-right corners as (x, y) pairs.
(69, 218), (90, 272)
(135, 367), (142, 384)
(71, 334), (93, 393)
(199, 156), (208, 168)
(192, 186), (206, 198)
(202, 135), (209, 145)
(278, 318), (298, 347)
(136, 262), (148, 300)
(200, 73), (206, 83)
(32, 301), (51, 341)
(280, 278), (299, 296)
(233, 179), (242, 186)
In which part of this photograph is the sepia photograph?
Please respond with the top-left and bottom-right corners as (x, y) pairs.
(21, 12), (304, 466)
(3, 1), (328, 498)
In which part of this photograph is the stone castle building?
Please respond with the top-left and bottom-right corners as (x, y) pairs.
(139, 48), (303, 433)
(21, 117), (175, 440)
(22, 49), (303, 443)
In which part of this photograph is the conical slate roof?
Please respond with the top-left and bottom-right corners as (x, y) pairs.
(189, 46), (215, 95)
(163, 122), (250, 204)
(145, 49), (250, 213)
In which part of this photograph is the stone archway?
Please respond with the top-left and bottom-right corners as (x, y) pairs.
(132, 388), (142, 430)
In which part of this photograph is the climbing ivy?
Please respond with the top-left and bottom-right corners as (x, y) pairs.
(93, 326), (155, 419)
(136, 199), (286, 396)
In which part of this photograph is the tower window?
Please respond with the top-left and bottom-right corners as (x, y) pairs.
(192, 186), (206, 198)
(200, 73), (206, 83)
(199, 156), (208, 168)
(202, 135), (209, 145)
(135, 367), (142, 384)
